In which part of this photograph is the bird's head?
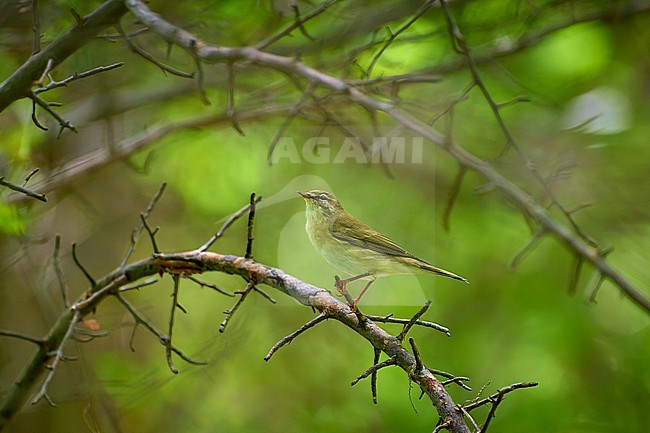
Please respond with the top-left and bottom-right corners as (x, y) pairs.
(298, 190), (344, 218)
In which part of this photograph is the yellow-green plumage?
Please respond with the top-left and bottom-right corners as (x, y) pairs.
(299, 190), (468, 284)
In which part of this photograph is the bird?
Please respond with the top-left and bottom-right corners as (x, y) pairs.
(298, 190), (468, 308)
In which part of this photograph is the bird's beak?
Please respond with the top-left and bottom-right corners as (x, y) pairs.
(298, 191), (310, 199)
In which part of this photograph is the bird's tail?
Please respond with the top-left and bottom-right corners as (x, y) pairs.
(417, 262), (469, 284)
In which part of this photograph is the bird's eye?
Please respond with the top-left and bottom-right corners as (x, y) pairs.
(318, 194), (328, 201)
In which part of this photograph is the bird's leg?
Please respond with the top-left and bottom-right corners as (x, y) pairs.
(334, 273), (371, 300)
(351, 279), (375, 311)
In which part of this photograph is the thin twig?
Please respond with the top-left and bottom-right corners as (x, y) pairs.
(429, 369), (472, 392)
(28, 92), (78, 137)
(0, 330), (44, 347)
(0, 176), (46, 202)
(165, 275), (181, 374)
(194, 56), (210, 105)
(371, 348), (380, 404)
(31, 310), (81, 406)
(219, 281), (256, 333)
(140, 212), (160, 253)
(72, 243), (96, 287)
(409, 337), (423, 373)
(267, 82), (316, 163)
(365, 313), (450, 337)
(510, 230), (545, 269)
(226, 62), (245, 135)
(120, 182), (167, 268)
(350, 355), (395, 386)
(264, 312), (328, 361)
(433, 420), (451, 433)
(22, 168), (40, 186)
(115, 292), (206, 366)
(464, 381), (539, 412)
(443, 165), (466, 232)
(118, 276), (159, 292)
(398, 300), (432, 342)
(245, 192), (257, 259)
(36, 58), (54, 87)
(116, 22), (193, 78)
(31, 0), (41, 55)
(34, 62), (124, 94)
(52, 235), (69, 307)
(256, 0), (339, 50)
(365, 0), (434, 78)
(185, 276), (234, 297)
(198, 195), (263, 252)
(567, 256), (584, 296)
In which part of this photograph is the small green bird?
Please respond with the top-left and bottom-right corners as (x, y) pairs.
(299, 190), (468, 308)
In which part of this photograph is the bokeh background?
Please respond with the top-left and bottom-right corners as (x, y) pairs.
(1, 0), (650, 432)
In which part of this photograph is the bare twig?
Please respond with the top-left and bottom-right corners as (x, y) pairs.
(510, 230), (545, 269)
(397, 300), (432, 341)
(116, 22), (193, 78)
(31, 0), (41, 55)
(264, 312), (328, 361)
(443, 165), (466, 232)
(52, 235), (69, 307)
(256, 0), (339, 50)
(267, 82), (316, 163)
(464, 381), (538, 412)
(365, 0), (434, 78)
(36, 58), (54, 87)
(433, 420), (451, 433)
(31, 310), (81, 406)
(114, 292), (206, 366)
(0, 330), (44, 347)
(121, 182), (167, 268)
(198, 195), (263, 252)
(409, 337), (423, 373)
(194, 56), (210, 105)
(245, 192), (257, 259)
(371, 348), (380, 403)
(350, 355), (395, 386)
(365, 313), (450, 337)
(140, 213), (160, 254)
(568, 256), (584, 296)
(118, 276), (159, 292)
(165, 276), (181, 374)
(219, 281), (256, 333)
(0, 176), (46, 202)
(34, 62), (124, 94)
(27, 92), (78, 137)
(226, 62), (245, 135)
(72, 243), (96, 287)
(185, 276), (234, 297)
(429, 369), (472, 392)
(22, 168), (39, 186)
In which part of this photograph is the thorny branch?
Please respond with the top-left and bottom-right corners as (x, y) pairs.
(0, 191), (536, 432)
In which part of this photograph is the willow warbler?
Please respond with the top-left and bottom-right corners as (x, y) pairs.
(299, 190), (468, 306)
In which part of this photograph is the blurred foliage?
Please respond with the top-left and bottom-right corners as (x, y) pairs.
(1, 0), (650, 432)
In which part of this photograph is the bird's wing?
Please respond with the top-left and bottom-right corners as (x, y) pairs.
(329, 214), (419, 259)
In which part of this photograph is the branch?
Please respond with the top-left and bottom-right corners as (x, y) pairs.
(264, 312), (329, 361)
(256, 0), (340, 50)
(198, 195), (263, 253)
(0, 249), (480, 432)
(7, 104), (294, 205)
(0, 0), (128, 112)
(33, 62), (124, 94)
(0, 176), (46, 202)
